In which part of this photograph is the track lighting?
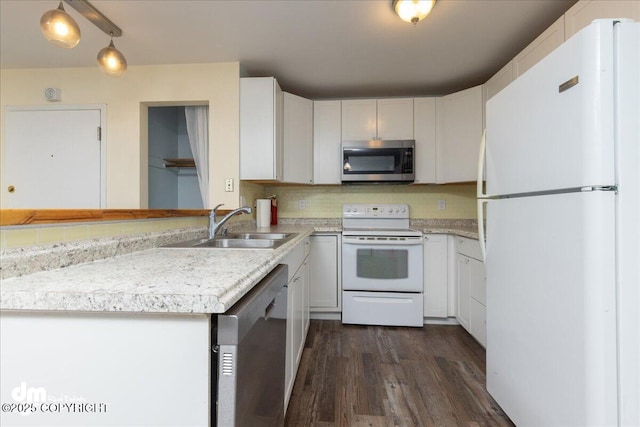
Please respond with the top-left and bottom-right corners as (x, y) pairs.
(40, 0), (127, 77)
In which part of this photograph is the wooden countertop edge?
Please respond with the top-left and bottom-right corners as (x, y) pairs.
(0, 209), (219, 226)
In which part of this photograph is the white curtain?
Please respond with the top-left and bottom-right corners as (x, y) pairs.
(184, 106), (209, 207)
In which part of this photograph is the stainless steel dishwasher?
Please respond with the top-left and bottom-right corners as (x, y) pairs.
(213, 264), (288, 427)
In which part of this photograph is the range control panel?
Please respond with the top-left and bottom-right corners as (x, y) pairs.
(343, 204), (409, 219)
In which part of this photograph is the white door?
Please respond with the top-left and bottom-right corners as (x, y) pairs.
(486, 191), (617, 426)
(4, 107), (103, 208)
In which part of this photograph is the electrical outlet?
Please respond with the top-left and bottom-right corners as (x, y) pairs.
(438, 199), (446, 210)
(298, 199), (306, 210)
(225, 178), (234, 192)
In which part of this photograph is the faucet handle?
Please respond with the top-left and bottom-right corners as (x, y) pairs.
(212, 203), (224, 216)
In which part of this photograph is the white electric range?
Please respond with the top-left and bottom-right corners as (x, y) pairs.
(341, 204), (424, 327)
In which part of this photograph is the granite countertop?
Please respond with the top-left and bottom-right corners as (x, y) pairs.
(422, 226), (480, 239)
(0, 218), (478, 316)
(0, 225), (314, 315)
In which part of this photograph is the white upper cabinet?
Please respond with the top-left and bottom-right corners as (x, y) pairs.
(341, 98), (413, 140)
(435, 85), (484, 183)
(283, 92), (313, 184)
(513, 16), (565, 78)
(413, 97), (437, 183)
(240, 77), (283, 181)
(484, 60), (515, 102)
(341, 99), (377, 140)
(313, 100), (342, 185)
(564, 0), (640, 39)
(377, 98), (414, 140)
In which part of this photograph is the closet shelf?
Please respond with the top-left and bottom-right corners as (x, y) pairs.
(163, 158), (196, 168)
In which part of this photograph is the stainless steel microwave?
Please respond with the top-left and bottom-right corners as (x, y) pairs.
(342, 140), (415, 183)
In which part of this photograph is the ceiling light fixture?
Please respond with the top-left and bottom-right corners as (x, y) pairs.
(97, 34), (127, 78)
(393, 0), (436, 25)
(40, 0), (127, 77)
(40, 2), (81, 48)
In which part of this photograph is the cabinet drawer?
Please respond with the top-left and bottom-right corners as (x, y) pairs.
(455, 236), (482, 260)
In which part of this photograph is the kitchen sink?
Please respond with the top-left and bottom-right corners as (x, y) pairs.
(224, 233), (290, 240)
(163, 232), (297, 249)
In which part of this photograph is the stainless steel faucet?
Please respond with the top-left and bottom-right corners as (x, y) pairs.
(209, 203), (252, 239)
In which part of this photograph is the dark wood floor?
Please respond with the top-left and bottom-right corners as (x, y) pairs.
(285, 320), (514, 427)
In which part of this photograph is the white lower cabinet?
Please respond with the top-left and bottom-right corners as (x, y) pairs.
(283, 237), (310, 410)
(0, 312), (210, 426)
(454, 237), (486, 347)
(423, 234), (448, 318)
(309, 233), (341, 312)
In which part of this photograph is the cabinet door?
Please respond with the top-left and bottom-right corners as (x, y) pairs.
(301, 259), (310, 345)
(469, 299), (487, 347)
(469, 257), (486, 306)
(436, 85), (484, 183)
(514, 16), (565, 78)
(313, 101), (342, 184)
(423, 234), (448, 318)
(469, 257), (486, 347)
(564, 0), (640, 40)
(309, 234), (340, 310)
(413, 97), (437, 183)
(455, 253), (471, 332)
(341, 99), (377, 141)
(240, 77), (283, 180)
(484, 60), (515, 102)
(377, 98), (414, 140)
(283, 92), (313, 184)
(285, 275), (300, 408)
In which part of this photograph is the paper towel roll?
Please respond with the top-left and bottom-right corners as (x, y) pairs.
(256, 199), (272, 228)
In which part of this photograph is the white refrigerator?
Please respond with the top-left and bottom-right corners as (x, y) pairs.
(477, 19), (639, 426)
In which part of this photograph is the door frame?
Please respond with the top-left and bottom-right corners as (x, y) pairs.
(3, 104), (107, 208)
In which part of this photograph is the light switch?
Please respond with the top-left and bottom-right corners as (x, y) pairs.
(225, 178), (234, 192)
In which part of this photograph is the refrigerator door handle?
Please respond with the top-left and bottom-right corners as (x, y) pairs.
(477, 128), (487, 199)
(477, 199), (487, 263)
(477, 128), (487, 263)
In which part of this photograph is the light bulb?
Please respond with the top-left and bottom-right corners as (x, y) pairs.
(97, 39), (127, 78)
(40, 1), (81, 48)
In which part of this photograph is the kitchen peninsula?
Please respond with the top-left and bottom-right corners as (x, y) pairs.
(0, 221), (317, 426)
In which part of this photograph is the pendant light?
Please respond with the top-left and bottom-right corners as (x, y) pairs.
(39, 0), (127, 77)
(40, 1), (81, 48)
(393, 0), (436, 25)
(97, 34), (127, 78)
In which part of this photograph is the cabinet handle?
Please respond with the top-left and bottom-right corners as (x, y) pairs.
(424, 236), (429, 241)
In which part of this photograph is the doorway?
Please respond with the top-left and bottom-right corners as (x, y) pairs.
(147, 106), (205, 209)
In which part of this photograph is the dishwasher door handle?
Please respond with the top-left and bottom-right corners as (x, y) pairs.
(264, 298), (276, 320)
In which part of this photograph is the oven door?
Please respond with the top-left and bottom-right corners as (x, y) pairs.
(342, 235), (423, 292)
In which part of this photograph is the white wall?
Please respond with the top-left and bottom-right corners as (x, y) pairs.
(0, 62), (241, 209)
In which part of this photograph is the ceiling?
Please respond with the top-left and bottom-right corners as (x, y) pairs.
(0, 0), (577, 99)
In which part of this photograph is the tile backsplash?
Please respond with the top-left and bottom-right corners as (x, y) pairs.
(263, 184), (477, 219)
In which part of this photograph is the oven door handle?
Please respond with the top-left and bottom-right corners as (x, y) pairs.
(342, 237), (423, 246)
